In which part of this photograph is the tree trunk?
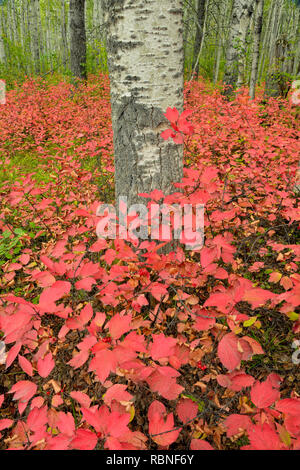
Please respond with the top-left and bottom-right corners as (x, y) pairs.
(70, 0), (87, 80)
(28, 0), (41, 75)
(249, 0), (264, 99)
(291, 7), (300, 76)
(258, 0), (273, 80)
(223, 0), (254, 96)
(103, 0), (184, 210)
(192, 0), (206, 78)
(265, 36), (291, 98)
(61, 0), (69, 71)
(213, 1), (224, 84)
(0, 7), (5, 64)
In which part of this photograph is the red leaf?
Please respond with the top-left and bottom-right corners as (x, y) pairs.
(243, 288), (276, 308)
(176, 399), (198, 424)
(0, 419), (14, 431)
(66, 303), (93, 330)
(148, 401), (180, 447)
(146, 369), (184, 400)
(276, 398), (300, 416)
(107, 313), (132, 340)
(173, 133), (184, 145)
(75, 277), (97, 292)
(68, 350), (89, 369)
(217, 333), (242, 370)
(149, 282), (168, 301)
(89, 349), (117, 383)
(164, 107), (179, 123)
(190, 439), (214, 450)
(18, 355), (33, 377)
(37, 352), (55, 378)
(244, 423), (282, 450)
(160, 129), (174, 140)
(57, 411), (75, 437)
(103, 384), (133, 407)
(9, 380), (37, 403)
(70, 391), (91, 408)
(70, 429), (98, 450)
(39, 281), (71, 310)
(27, 406), (48, 431)
(250, 379), (280, 409)
(150, 333), (177, 361)
(6, 343), (21, 368)
(217, 371), (255, 392)
(81, 405), (130, 438)
(223, 414), (252, 438)
(20, 254), (30, 265)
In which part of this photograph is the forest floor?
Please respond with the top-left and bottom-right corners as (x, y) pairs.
(0, 74), (299, 450)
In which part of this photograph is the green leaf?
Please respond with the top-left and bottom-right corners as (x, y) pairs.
(243, 317), (257, 327)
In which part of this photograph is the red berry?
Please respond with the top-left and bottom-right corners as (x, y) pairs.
(197, 361), (207, 371)
(102, 337), (112, 343)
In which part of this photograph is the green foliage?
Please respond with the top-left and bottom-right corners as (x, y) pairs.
(0, 228), (25, 265)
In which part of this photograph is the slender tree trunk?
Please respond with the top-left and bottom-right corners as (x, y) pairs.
(36, 0), (44, 72)
(20, 0), (26, 50)
(61, 0), (69, 71)
(183, 0), (195, 74)
(267, 0), (283, 71)
(223, 0), (254, 96)
(192, 0), (206, 78)
(190, 0), (208, 80)
(258, 0), (272, 80)
(29, 0), (41, 75)
(70, 0), (87, 80)
(213, 0), (226, 84)
(264, 0), (291, 99)
(249, 0), (264, 99)
(0, 7), (5, 64)
(291, 8), (300, 76)
(103, 0), (184, 211)
(45, 11), (53, 70)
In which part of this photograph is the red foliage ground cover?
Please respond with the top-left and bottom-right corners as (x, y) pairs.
(0, 75), (299, 450)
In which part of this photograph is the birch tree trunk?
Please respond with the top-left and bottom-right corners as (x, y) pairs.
(70, 0), (87, 80)
(266, 0), (284, 74)
(183, 0), (195, 74)
(103, 0), (184, 209)
(258, 0), (273, 80)
(249, 0), (264, 99)
(213, 0), (225, 84)
(0, 7), (5, 64)
(223, 0), (254, 96)
(190, 0), (208, 80)
(61, 0), (69, 71)
(293, 27), (300, 76)
(29, 0), (41, 74)
(192, 0), (206, 78)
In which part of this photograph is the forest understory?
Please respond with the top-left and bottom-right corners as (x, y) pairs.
(0, 75), (299, 450)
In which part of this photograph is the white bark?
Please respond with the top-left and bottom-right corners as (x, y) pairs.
(192, 0), (206, 77)
(191, 0), (208, 80)
(249, 0), (264, 99)
(28, 0), (41, 74)
(61, 0), (69, 70)
(258, 0), (273, 80)
(293, 11), (300, 76)
(223, 0), (254, 95)
(104, 0), (184, 207)
(0, 7), (5, 64)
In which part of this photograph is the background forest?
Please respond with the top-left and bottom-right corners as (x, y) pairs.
(0, 0), (299, 96)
